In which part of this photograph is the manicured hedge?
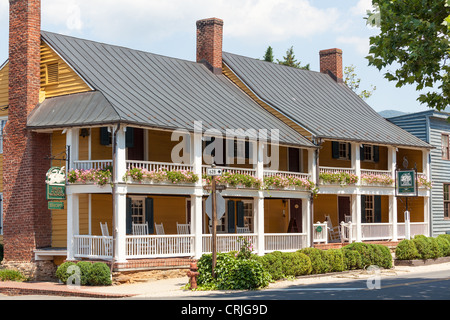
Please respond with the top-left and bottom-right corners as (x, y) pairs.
(396, 234), (450, 260)
(55, 261), (112, 286)
(196, 242), (393, 290)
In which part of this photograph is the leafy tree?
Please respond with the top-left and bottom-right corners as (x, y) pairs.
(276, 46), (310, 70)
(263, 46), (274, 62)
(344, 64), (376, 100)
(366, 0), (450, 111)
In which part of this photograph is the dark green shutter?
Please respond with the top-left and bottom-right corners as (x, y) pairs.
(145, 197), (154, 234)
(361, 195), (366, 223)
(332, 141), (339, 159)
(100, 127), (110, 145)
(348, 143), (351, 160)
(373, 146), (380, 163)
(227, 200), (235, 233)
(360, 145), (365, 161)
(126, 197), (132, 235)
(236, 201), (244, 227)
(126, 127), (134, 148)
(374, 195), (382, 223)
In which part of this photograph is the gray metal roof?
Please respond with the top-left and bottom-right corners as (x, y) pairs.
(222, 52), (432, 149)
(28, 91), (120, 128)
(31, 31), (314, 148)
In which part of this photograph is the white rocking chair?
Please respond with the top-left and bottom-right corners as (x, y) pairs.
(155, 222), (165, 235)
(132, 222), (149, 235)
(325, 215), (341, 243)
(176, 222), (190, 234)
(100, 222), (112, 256)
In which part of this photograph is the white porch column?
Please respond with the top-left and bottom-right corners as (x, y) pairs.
(388, 146), (398, 241)
(113, 126), (127, 263)
(304, 196), (311, 247)
(255, 142), (265, 255)
(66, 128), (79, 260)
(192, 123), (203, 258)
(254, 192), (265, 256)
(351, 143), (362, 242)
(66, 193), (79, 261)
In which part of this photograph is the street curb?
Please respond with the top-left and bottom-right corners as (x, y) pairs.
(394, 256), (450, 267)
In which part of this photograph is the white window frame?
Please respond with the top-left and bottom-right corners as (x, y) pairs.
(338, 142), (349, 160)
(363, 145), (375, 162)
(0, 117), (7, 154)
(130, 196), (146, 225)
(365, 195), (374, 223)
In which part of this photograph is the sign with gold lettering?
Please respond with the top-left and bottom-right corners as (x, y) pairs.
(46, 167), (66, 200)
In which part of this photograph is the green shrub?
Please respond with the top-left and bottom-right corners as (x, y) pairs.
(436, 234), (450, 256)
(395, 239), (420, 260)
(280, 252), (312, 277)
(257, 251), (284, 280)
(413, 235), (441, 260)
(299, 247), (330, 274)
(76, 261), (93, 286)
(55, 261), (76, 284)
(326, 249), (345, 272)
(86, 262), (112, 286)
(343, 249), (362, 270)
(343, 243), (392, 269)
(197, 252), (270, 290)
(0, 269), (28, 282)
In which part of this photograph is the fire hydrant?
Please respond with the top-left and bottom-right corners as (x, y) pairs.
(187, 262), (199, 290)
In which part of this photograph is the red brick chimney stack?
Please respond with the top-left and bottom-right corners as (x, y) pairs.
(196, 18), (224, 75)
(4, 0), (52, 278)
(319, 48), (343, 83)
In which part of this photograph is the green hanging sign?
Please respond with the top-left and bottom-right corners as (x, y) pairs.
(48, 201), (64, 210)
(396, 169), (417, 197)
(46, 167), (66, 201)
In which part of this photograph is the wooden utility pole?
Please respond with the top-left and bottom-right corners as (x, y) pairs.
(211, 173), (217, 278)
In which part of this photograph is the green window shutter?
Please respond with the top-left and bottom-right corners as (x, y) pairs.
(373, 146), (380, 163)
(126, 197), (132, 235)
(374, 195), (382, 223)
(126, 127), (134, 148)
(348, 143), (351, 160)
(236, 201), (245, 227)
(227, 200), (235, 233)
(360, 144), (365, 161)
(145, 197), (154, 234)
(332, 141), (339, 159)
(361, 195), (366, 223)
(100, 127), (110, 146)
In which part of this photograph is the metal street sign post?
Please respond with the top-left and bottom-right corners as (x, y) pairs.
(205, 165), (223, 278)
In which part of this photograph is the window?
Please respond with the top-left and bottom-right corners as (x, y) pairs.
(364, 195), (374, 223)
(0, 119), (6, 154)
(444, 184), (450, 220)
(442, 134), (450, 160)
(331, 141), (350, 160)
(130, 197), (146, 224)
(0, 194), (2, 235)
(363, 145), (373, 161)
(339, 142), (348, 159)
(243, 201), (254, 232)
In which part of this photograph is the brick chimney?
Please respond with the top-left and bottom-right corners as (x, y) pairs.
(319, 48), (343, 83)
(3, 0), (52, 278)
(196, 18), (224, 75)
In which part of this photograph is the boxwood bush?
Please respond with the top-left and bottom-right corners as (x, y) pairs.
(255, 251), (284, 280)
(395, 239), (420, 260)
(298, 247), (330, 274)
(396, 235), (450, 260)
(342, 248), (362, 270)
(326, 249), (345, 272)
(55, 261), (111, 286)
(436, 234), (450, 256)
(413, 235), (441, 260)
(280, 252), (312, 277)
(342, 243), (392, 269)
(0, 269), (28, 282)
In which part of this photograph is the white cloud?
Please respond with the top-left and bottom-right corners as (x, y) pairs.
(350, 0), (373, 16)
(41, 0), (340, 44)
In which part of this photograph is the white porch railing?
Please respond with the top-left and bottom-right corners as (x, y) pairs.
(74, 235), (113, 259)
(202, 234), (257, 253)
(360, 169), (392, 176)
(319, 166), (355, 175)
(73, 160), (113, 170)
(361, 223), (393, 241)
(126, 235), (194, 258)
(397, 222), (428, 239)
(264, 170), (310, 180)
(264, 233), (307, 252)
(202, 165), (256, 177)
(313, 223), (328, 243)
(126, 160), (194, 172)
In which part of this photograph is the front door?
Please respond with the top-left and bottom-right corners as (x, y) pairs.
(288, 199), (302, 232)
(338, 196), (351, 223)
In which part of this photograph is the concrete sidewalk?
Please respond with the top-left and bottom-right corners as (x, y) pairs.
(1, 262), (449, 299)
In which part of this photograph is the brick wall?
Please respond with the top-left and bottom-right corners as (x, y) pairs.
(319, 48), (343, 83)
(3, 0), (52, 266)
(196, 18), (224, 75)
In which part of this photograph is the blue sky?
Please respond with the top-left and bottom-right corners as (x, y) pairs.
(0, 0), (431, 114)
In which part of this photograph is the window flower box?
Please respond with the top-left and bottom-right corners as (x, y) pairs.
(123, 167), (199, 185)
(67, 168), (112, 186)
(319, 171), (358, 186)
(360, 173), (394, 186)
